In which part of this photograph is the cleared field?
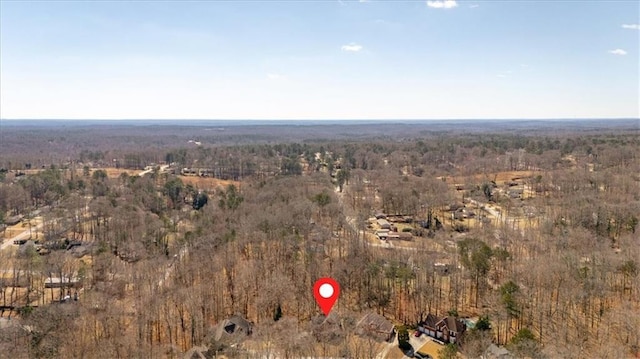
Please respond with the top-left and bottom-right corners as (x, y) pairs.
(101, 168), (141, 178)
(178, 176), (240, 191)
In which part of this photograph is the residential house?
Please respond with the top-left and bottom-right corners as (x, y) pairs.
(387, 232), (412, 241)
(376, 230), (390, 240)
(355, 312), (396, 342)
(377, 219), (391, 230)
(417, 313), (466, 344)
(214, 315), (253, 342)
(374, 211), (387, 219)
(311, 311), (343, 344)
(482, 344), (515, 359)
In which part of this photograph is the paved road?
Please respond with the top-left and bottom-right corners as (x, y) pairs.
(403, 334), (432, 359)
(1, 222), (44, 251)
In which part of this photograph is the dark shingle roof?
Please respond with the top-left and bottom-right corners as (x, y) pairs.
(422, 313), (439, 328)
(356, 312), (394, 333)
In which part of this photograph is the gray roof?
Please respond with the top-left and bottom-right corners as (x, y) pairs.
(482, 344), (515, 359)
(182, 345), (207, 359)
(377, 219), (391, 227)
(214, 315), (252, 341)
(356, 312), (394, 334)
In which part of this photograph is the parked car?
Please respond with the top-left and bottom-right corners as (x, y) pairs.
(414, 330), (422, 337)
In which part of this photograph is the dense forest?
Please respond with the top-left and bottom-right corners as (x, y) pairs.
(0, 120), (638, 359)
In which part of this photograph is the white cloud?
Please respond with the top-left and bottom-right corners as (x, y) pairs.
(359, 0), (370, 2)
(608, 49), (627, 55)
(469, 4), (480, 8)
(622, 24), (640, 30)
(266, 73), (283, 80)
(341, 43), (363, 52)
(426, 0), (458, 9)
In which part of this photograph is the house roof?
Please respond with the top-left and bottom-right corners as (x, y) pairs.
(214, 315), (252, 341)
(421, 314), (466, 334)
(225, 315), (251, 333)
(421, 313), (440, 328)
(182, 345), (208, 359)
(442, 316), (465, 333)
(483, 344), (515, 359)
(356, 312), (394, 333)
(377, 219), (390, 226)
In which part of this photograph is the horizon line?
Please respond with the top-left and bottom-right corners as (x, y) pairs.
(2, 118), (638, 122)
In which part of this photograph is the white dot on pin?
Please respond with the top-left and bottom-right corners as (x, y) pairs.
(319, 283), (334, 298)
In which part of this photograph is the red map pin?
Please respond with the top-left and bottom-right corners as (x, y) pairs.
(313, 277), (340, 316)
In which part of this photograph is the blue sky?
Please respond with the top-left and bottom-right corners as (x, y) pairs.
(1, 0), (638, 120)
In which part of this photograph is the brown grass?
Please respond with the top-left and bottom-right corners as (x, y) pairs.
(2, 217), (44, 240)
(178, 176), (240, 191)
(416, 340), (445, 359)
(386, 346), (406, 359)
(101, 168), (140, 178)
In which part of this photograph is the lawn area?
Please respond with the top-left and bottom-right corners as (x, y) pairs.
(416, 340), (444, 359)
(386, 346), (407, 359)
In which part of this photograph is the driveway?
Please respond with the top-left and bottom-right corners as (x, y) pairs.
(1, 221), (44, 251)
(375, 331), (433, 359)
(400, 332), (431, 359)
